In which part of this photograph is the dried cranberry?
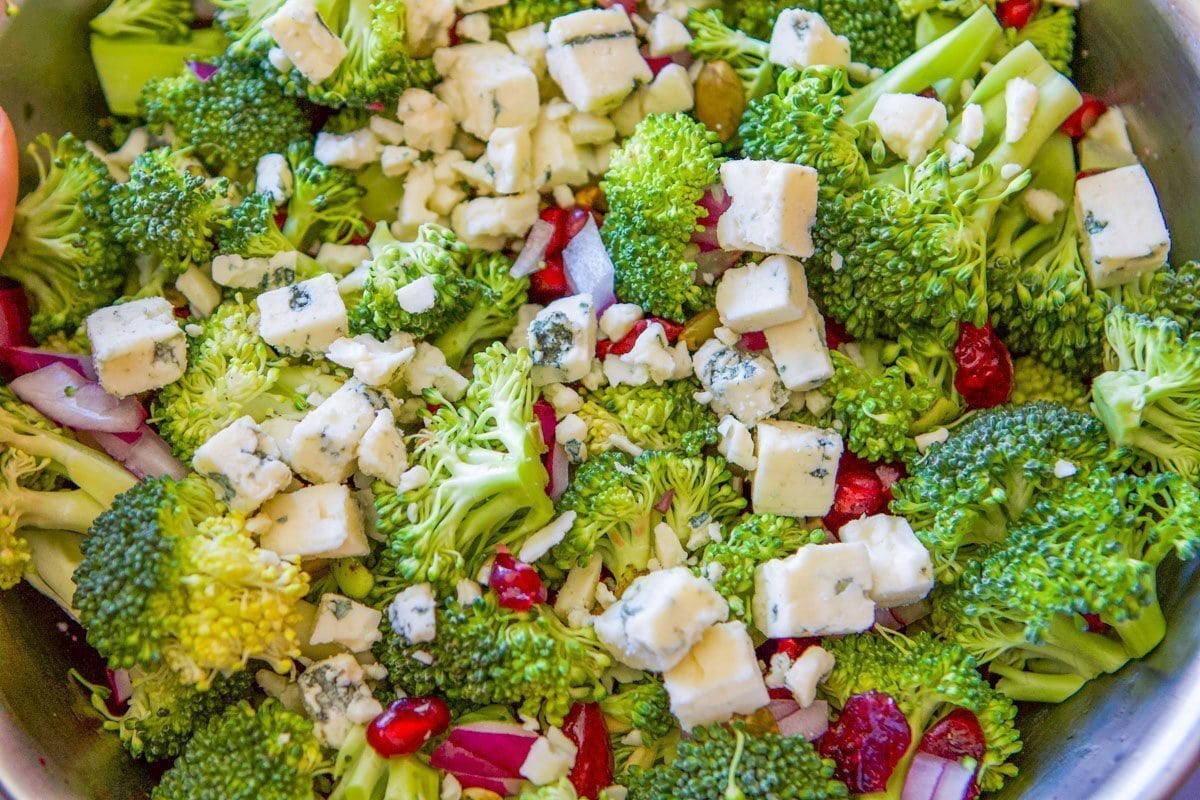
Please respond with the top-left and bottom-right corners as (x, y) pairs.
(605, 318), (685, 357)
(1081, 612), (1112, 634)
(367, 697), (451, 757)
(1061, 94), (1108, 138)
(824, 470), (889, 536)
(273, 207), (289, 230)
(953, 323), (1014, 409)
(530, 254), (572, 304)
(347, 229), (372, 247)
(768, 687), (795, 700)
(447, 13), (463, 46)
(562, 703), (614, 799)
(598, 0), (636, 14)
(818, 691), (912, 794)
(740, 331), (769, 351)
(996, 0), (1041, 29)
(918, 708), (988, 800)
(823, 316), (853, 351)
(774, 637), (821, 661)
(489, 547), (548, 611)
(596, 340), (614, 359)
(917, 86), (939, 99)
(565, 206), (595, 240)
(539, 207), (570, 255)
(644, 54), (674, 76)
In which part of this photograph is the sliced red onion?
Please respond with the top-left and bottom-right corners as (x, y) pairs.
(0, 286), (32, 348)
(187, 61), (220, 82)
(777, 700), (830, 741)
(10, 363), (145, 433)
(893, 599), (932, 627)
(671, 50), (695, 70)
(694, 248), (742, 278)
(449, 771), (524, 797)
(513, 219), (555, 278)
(875, 606), (904, 630)
(563, 216), (617, 314)
(691, 185), (732, 252)
(768, 697), (800, 721)
(0, 346), (96, 379)
(445, 721), (540, 775)
(654, 489), (675, 514)
(548, 442), (570, 501)
(533, 399), (556, 450)
(902, 753), (974, 800)
(191, 0), (217, 20)
(92, 426), (187, 480)
(432, 741), (516, 780)
(106, 667), (132, 708)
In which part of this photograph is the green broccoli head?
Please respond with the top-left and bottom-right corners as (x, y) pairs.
(350, 223), (474, 340)
(73, 476), (310, 687)
(376, 593), (611, 725)
(1004, 3), (1075, 75)
(142, 56), (310, 178)
(488, 0), (594, 34)
(1010, 356), (1090, 410)
(820, 631), (1021, 795)
(896, 0), (991, 17)
(599, 679), (677, 742)
(110, 147), (231, 296)
(517, 779), (580, 800)
(686, 8), (775, 100)
(601, 113), (723, 322)
(150, 298), (346, 461)
(90, 0), (195, 40)
(1092, 309), (1200, 479)
(0, 134), (124, 340)
(433, 250), (530, 368)
(218, 191), (305, 261)
(281, 141), (369, 250)
(697, 513), (825, 624)
(552, 450), (746, 590)
(891, 402), (1121, 580)
(626, 722), (848, 800)
(576, 379), (720, 457)
(375, 344), (554, 588)
(725, 0), (917, 69)
(152, 699), (324, 800)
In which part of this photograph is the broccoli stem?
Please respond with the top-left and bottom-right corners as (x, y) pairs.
(990, 664), (1088, 704)
(90, 29), (230, 116)
(1111, 600), (1167, 659)
(17, 487), (105, 533)
(20, 529), (84, 618)
(0, 424), (136, 506)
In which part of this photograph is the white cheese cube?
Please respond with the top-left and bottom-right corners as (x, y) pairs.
(784, 645), (835, 707)
(369, 115), (406, 146)
(396, 161), (439, 236)
(532, 111), (589, 190)
(542, 383), (584, 418)
(752, 420), (842, 517)
(653, 522), (687, 569)
(717, 415), (757, 471)
(554, 553), (603, 627)
(1022, 188), (1066, 225)
(406, 0), (455, 56)
(1079, 106), (1138, 173)
(752, 543), (875, 637)
(485, 126), (534, 194)
(356, 409), (408, 485)
(520, 728), (578, 786)
(314, 129), (380, 170)
(528, 294), (597, 385)
(768, 9), (851, 70)
(394, 275), (438, 314)
(213, 251), (300, 292)
(380, 145), (421, 178)
(1054, 458), (1078, 479)
(457, 0), (507, 11)
(174, 265), (221, 318)
(603, 322), (690, 387)
(519, 511), (577, 563)
(506, 22), (549, 76)
(309, 593), (384, 653)
(957, 102), (985, 148)
(507, 303), (544, 352)
(1076, 164), (1171, 289)
(641, 64), (694, 115)
(255, 153), (293, 204)
(914, 427), (949, 453)
(435, 42), (541, 139)
(1005, 77), (1040, 144)
(546, 9), (652, 113)
(456, 12), (491, 43)
(260, 483), (369, 559)
(256, 274), (348, 355)
(716, 254), (809, 333)
(403, 342), (469, 400)
(838, 514), (935, 607)
(598, 303), (644, 342)
(316, 243), (371, 276)
(663, 621), (769, 730)
(452, 192), (540, 244)
(765, 300), (834, 391)
(263, 0), (348, 84)
(387, 583), (437, 643)
(593, 567), (729, 672)
(555, 413), (588, 463)
(397, 88), (457, 154)
(287, 381), (379, 484)
(456, 578), (483, 606)
(298, 654), (383, 748)
(869, 94), (948, 166)
(609, 90), (646, 138)
(717, 160), (819, 259)
(692, 339), (789, 427)
(86, 297), (187, 397)
(326, 333), (416, 387)
(193, 416), (293, 514)
(647, 13), (692, 56)
(568, 112), (617, 146)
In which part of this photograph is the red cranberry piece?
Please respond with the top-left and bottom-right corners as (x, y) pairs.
(919, 708), (988, 800)
(823, 316), (853, 351)
(824, 469), (889, 536)
(367, 697), (451, 757)
(1061, 94), (1108, 139)
(644, 54), (673, 75)
(273, 207), (289, 230)
(1081, 612), (1112, 634)
(489, 547), (548, 611)
(606, 318), (685, 357)
(598, 0), (636, 14)
(818, 691), (912, 794)
(997, 0), (1041, 29)
(562, 703), (614, 799)
(953, 323), (1014, 410)
(774, 637), (821, 661)
(530, 253), (572, 305)
(564, 206), (595, 240)
(740, 331), (769, 351)
(539, 207), (570, 255)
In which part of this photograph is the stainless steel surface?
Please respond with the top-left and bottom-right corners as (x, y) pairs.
(3, 1), (1200, 798)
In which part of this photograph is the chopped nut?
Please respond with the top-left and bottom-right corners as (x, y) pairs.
(694, 61), (746, 142)
(574, 185), (607, 212)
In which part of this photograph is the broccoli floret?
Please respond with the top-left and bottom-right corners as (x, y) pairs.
(329, 726), (442, 800)
(626, 722), (848, 800)
(820, 331), (961, 463)
(349, 223), (474, 340)
(0, 134), (124, 340)
(433, 250), (530, 368)
(1003, 3), (1075, 74)
(897, 0), (990, 17)
(576, 380), (719, 457)
(142, 57), (310, 179)
(90, 0), (195, 40)
(890, 402), (1122, 580)
(726, 0), (917, 69)
(109, 147), (232, 297)
(215, 0), (438, 107)
(599, 679), (677, 742)
(1010, 356), (1090, 410)
(819, 631), (1022, 795)
(600, 113), (722, 322)
(375, 344), (554, 587)
(375, 593), (610, 724)
(696, 514), (825, 624)
(217, 193), (325, 281)
(1111, 261), (1200, 334)
(280, 141), (369, 250)
(517, 780), (579, 800)
(150, 298), (346, 460)
(552, 450), (746, 589)
(152, 699), (324, 800)
(73, 476), (310, 687)
(86, 665), (257, 761)
(1092, 309), (1200, 480)
(687, 9), (775, 100)
(488, 0), (595, 33)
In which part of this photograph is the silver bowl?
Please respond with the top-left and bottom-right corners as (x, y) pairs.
(3, 1), (1200, 798)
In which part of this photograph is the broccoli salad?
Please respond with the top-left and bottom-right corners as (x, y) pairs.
(0, 0), (1195, 798)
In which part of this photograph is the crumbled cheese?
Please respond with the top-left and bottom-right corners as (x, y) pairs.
(870, 93), (948, 166)
(193, 416), (292, 514)
(1005, 77), (1040, 144)
(86, 297), (187, 397)
(260, 483), (370, 559)
(387, 583), (437, 644)
(519, 511), (578, 563)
